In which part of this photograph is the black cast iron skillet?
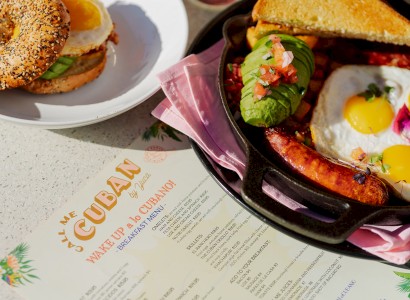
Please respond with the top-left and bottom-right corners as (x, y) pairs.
(187, 0), (410, 265)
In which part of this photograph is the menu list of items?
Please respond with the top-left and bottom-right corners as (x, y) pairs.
(2, 122), (410, 299)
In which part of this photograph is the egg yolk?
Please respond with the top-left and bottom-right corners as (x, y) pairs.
(62, 0), (101, 31)
(383, 145), (410, 183)
(343, 95), (394, 134)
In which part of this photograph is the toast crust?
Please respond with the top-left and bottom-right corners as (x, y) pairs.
(252, 0), (410, 46)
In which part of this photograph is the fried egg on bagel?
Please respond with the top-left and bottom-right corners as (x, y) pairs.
(61, 0), (114, 56)
(22, 0), (118, 94)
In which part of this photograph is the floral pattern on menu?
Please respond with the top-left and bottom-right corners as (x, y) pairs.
(142, 121), (182, 142)
(0, 243), (39, 287)
(394, 271), (410, 297)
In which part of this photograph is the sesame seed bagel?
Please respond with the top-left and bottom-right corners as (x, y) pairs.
(0, 0), (70, 90)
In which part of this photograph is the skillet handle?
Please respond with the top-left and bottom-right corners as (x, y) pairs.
(241, 146), (380, 244)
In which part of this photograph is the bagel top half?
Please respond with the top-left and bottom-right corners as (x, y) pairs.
(0, 0), (70, 90)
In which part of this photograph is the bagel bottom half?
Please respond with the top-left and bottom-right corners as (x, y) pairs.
(21, 48), (107, 94)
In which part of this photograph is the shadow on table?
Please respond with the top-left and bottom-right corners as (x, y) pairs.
(50, 90), (192, 152)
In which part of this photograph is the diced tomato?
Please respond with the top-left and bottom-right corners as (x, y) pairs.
(225, 63), (242, 81)
(351, 147), (367, 161)
(288, 74), (298, 84)
(224, 63), (244, 93)
(259, 65), (270, 74)
(259, 62), (298, 86)
(224, 59), (244, 111)
(224, 79), (243, 92)
(282, 64), (298, 83)
(269, 34), (281, 44)
(259, 65), (281, 85)
(254, 82), (269, 100)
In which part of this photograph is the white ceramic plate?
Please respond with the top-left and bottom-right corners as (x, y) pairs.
(0, 0), (188, 129)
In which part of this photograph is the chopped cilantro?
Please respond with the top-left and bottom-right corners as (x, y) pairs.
(369, 153), (390, 173)
(358, 90), (376, 102)
(381, 164), (391, 173)
(370, 153), (383, 164)
(368, 83), (382, 97)
(384, 86), (394, 94)
(358, 83), (394, 102)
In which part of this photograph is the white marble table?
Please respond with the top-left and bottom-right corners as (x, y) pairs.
(0, 1), (223, 299)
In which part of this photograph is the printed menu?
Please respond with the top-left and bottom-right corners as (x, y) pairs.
(2, 121), (410, 299)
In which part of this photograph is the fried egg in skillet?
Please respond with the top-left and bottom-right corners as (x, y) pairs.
(310, 65), (410, 201)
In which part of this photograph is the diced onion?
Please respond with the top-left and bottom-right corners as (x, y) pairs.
(282, 51), (294, 68)
(262, 52), (272, 60)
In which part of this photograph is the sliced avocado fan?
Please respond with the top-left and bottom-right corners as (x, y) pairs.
(240, 34), (315, 127)
(40, 56), (77, 80)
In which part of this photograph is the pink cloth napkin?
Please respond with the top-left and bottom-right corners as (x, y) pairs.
(151, 40), (410, 265)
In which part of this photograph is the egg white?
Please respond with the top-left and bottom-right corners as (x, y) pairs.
(310, 65), (410, 201)
(62, 0), (113, 56)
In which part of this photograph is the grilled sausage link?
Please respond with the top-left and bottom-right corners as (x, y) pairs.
(264, 128), (389, 206)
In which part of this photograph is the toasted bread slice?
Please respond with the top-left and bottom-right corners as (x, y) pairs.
(22, 49), (107, 94)
(251, 0), (410, 46)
